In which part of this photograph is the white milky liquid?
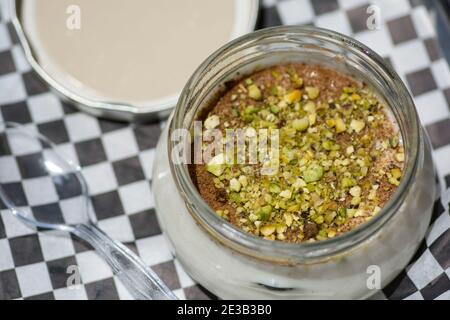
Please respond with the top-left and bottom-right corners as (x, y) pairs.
(22, 0), (239, 107)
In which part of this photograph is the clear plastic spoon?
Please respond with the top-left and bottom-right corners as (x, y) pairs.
(0, 122), (177, 300)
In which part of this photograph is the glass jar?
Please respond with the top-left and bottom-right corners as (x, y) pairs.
(152, 26), (436, 299)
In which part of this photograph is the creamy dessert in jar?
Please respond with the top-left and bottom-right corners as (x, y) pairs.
(191, 64), (405, 243)
(153, 27), (436, 299)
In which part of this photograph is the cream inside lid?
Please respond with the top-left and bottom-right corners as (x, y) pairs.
(22, 0), (253, 108)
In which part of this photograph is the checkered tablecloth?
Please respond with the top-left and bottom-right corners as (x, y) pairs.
(0, 0), (449, 300)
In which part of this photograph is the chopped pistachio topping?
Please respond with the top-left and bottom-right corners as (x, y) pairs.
(395, 152), (405, 162)
(335, 117), (346, 133)
(248, 84), (262, 100)
(229, 178), (241, 192)
(349, 186), (362, 197)
(303, 164), (324, 183)
(204, 115), (220, 130)
(197, 65), (404, 243)
(292, 117), (309, 131)
(279, 189), (293, 199)
(259, 205), (272, 221)
(285, 90), (302, 104)
(260, 225), (276, 236)
(238, 175), (248, 187)
(206, 153), (225, 177)
(305, 87), (320, 99)
(269, 183), (281, 194)
(350, 119), (366, 133)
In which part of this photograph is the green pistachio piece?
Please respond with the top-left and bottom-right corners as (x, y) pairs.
(395, 153), (405, 162)
(292, 117), (309, 132)
(305, 87), (320, 99)
(271, 70), (282, 80)
(270, 105), (280, 114)
(244, 105), (259, 115)
(341, 177), (356, 188)
(303, 164), (324, 183)
(314, 215), (324, 224)
(229, 192), (242, 204)
(325, 211), (337, 224)
(248, 84), (262, 100)
(259, 205), (272, 221)
(269, 183), (281, 194)
(391, 168), (402, 179)
(260, 225), (276, 236)
(284, 90), (302, 104)
(206, 153), (225, 177)
(279, 189), (292, 199)
(335, 117), (346, 133)
(350, 119), (366, 133)
(304, 101), (316, 113)
(204, 115), (220, 129)
(389, 136), (399, 148)
(322, 140), (335, 151)
(229, 178), (241, 192)
(338, 207), (347, 217)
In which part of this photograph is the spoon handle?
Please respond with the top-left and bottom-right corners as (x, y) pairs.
(73, 223), (177, 300)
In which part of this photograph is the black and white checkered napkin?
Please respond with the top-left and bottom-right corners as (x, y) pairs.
(0, 0), (449, 300)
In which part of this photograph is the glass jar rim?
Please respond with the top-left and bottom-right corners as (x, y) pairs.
(168, 26), (421, 263)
